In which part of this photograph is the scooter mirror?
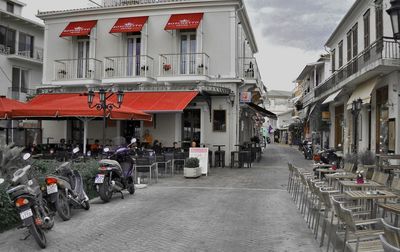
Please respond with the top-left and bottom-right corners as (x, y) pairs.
(0, 178), (4, 185)
(22, 153), (31, 161)
(104, 147), (110, 153)
(73, 147), (80, 154)
(86, 151), (91, 157)
(131, 138), (137, 144)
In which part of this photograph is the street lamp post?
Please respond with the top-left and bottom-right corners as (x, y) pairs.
(387, 0), (400, 40)
(351, 98), (363, 154)
(87, 89), (124, 147)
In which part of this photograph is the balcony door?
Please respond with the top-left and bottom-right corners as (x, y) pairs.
(77, 39), (90, 78)
(127, 36), (141, 76)
(180, 32), (196, 75)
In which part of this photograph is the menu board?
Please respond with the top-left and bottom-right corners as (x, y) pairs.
(189, 148), (209, 175)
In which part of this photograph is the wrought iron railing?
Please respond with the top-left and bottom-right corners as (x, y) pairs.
(159, 53), (210, 77)
(54, 58), (103, 81)
(103, 0), (190, 7)
(16, 47), (44, 62)
(104, 55), (154, 78)
(0, 45), (11, 55)
(238, 57), (261, 83)
(315, 37), (400, 97)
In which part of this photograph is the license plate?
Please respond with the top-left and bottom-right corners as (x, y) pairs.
(95, 174), (105, 184)
(19, 208), (33, 220)
(47, 184), (58, 194)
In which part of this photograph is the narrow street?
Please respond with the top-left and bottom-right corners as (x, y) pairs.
(0, 144), (320, 252)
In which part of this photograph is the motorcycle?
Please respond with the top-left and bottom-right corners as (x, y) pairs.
(303, 141), (313, 160)
(44, 147), (90, 221)
(315, 148), (340, 168)
(94, 139), (136, 203)
(0, 149), (54, 249)
(266, 137), (271, 144)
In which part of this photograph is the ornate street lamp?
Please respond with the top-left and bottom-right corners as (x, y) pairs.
(387, 0), (400, 40)
(351, 98), (363, 154)
(87, 89), (124, 146)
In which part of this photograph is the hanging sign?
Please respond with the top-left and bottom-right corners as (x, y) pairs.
(189, 148), (209, 175)
(240, 92), (252, 103)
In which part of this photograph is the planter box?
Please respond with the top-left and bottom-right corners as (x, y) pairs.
(184, 167), (202, 178)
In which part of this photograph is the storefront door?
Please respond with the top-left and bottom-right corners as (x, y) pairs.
(182, 109), (201, 148)
(335, 105), (344, 149)
(376, 86), (389, 153)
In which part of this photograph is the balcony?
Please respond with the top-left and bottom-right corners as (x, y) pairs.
(315, 37), (400, 98)
(102, 0), (190, 7)
(238, 57), (261, 86)
(7, 87), (36, 102)
(158, 53), (210, 83)
(103, 55), (155, 84)
(7, 47), (43, 64)
(54, 58), (102, 85)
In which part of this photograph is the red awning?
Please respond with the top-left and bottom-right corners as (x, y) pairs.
(164, 13), (204, 30)
(110, 16), (148, 33)
(123, 91), (198, 113)
(0, 96), (28, 119)
(60, 20), (97, 37)
(11, 93), (152, 121)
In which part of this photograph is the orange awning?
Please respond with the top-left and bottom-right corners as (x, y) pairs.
(60, 20), (97, 37)
(164, 13), (203, 30)
(11, 93), (151, 121)
(123, 91), (198, 113)
(0, 96), (28, 119)
(110, 16), (148, 33)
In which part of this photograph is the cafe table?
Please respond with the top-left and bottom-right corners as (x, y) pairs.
(377, 203), (400, 226)
(339, 180), (386, 192)
(325, 172), (356, 187)
(345, 190), (398, 218)
(315, 167), (338, 180)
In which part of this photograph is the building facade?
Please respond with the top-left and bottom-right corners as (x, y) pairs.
(36, 0), (265, 164)
(0, 0), (44, 145)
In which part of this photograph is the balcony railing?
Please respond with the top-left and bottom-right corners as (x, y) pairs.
(0, 45), (11, 55)
(103, 0), (189, 7)
(238, 57), (261, 83)
(159, 53), (210, 77)
(16, 47), (44, 62)
(54, 58), (102, 81)
(104, 55), (154, 78)
(315, 37), (400, 97)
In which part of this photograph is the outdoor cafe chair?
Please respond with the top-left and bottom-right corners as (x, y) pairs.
(135, 156), (158, 184)
(381, 218), (400, 248)
(381, 234), (400, 252)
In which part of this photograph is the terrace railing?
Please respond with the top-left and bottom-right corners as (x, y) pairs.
(16, 47), (44, 62)
(159, 53), (210, 77)
(104, 55), (154, 78)
(238, 57), (261, 83)
(54, 58), (102, 81)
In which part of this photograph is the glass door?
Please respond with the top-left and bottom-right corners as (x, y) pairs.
(77, 39), (90, 78)
(180, 33), (196, 75)
(182, 109), (201, 148)
(127, 36), (141, 76)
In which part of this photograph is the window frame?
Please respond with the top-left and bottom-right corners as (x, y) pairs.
(338, 40), (343, 67)
(6, 2), (14, 13)
(12, 67), (29, 93)
(212, 109), (227, 132)
(363, 9), (370, 49)
(331, 49), (336, 73)
(375, 0), (383, 40)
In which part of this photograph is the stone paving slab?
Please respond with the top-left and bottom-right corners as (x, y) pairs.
(0, 144), (321, 252)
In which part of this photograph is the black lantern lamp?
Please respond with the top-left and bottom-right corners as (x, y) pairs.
(87, 90), (94, 106)
(117, 90), (124, 106)
(229, 91), (235, 107)
(387, 0), (400, 40)
(99, 89), (106, 103)
(351, 98), (363, 113)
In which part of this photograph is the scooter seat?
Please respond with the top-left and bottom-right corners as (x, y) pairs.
(99, 159), (121, 170)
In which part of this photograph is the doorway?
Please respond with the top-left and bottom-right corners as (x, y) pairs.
(127, 35), (141, 76)
(77, 38), (90, 78)
(182, 109), (201, 148)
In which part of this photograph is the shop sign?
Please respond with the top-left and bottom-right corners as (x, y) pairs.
(322, 111), (330, 121)
(240, 92), (252, 103)
(189, 148), (209, 175)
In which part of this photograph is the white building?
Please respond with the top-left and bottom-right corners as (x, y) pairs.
(34, 0), (266, 164)
(0, 0), (44, 145)
(312, 0), (400, 155)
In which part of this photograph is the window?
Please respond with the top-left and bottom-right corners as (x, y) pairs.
(213, 110), (226, 132)
(352, 23), (358, 57)
(375, 0), (383, 39)
(180, 30), (197, 75)
(331, 49), (336, 73)
(19, 32), (34, 58)
(0, 25), (16, 54)
(347, 31), (352, 62)
(364, 10), (370, 49)
(6, 2), (14, 13)
(12, 67), (29, 93)
(338, 41), (343, 67)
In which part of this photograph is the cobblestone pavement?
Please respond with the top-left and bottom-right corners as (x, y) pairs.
(0, 144), (320, 252)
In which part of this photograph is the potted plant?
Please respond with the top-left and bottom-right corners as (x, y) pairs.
(105, 67), (114, 77)
(58, 70), (67, 79)
(141, 65), (149, 72)
(163, 64), (171, 71)
(184, 157), (201, 178)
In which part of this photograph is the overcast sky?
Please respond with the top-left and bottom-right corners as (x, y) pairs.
(21, 0), (356, 92)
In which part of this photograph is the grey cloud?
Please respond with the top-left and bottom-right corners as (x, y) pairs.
(245, 0), (355, 51)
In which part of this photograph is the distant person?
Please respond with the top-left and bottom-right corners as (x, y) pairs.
(91, 139), (100, 155)
(143, 130), (153, 146)
(191, 141), (197, 148)
(58, 138), (66, 151)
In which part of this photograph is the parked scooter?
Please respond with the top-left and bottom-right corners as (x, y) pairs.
(303, 140), (313, 160)
(94, 139), (136, 203)
(0, 148), (54, 249)
(44, 147), (90, 221)
(318, 148), (340, 167)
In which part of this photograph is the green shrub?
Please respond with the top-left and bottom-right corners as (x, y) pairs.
(0, 183), (19, 233)
(185, 157), (200, 168)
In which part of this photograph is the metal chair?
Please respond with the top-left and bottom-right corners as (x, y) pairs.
(380, 234), (400, 252)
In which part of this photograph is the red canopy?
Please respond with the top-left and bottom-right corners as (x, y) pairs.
(123, 91), (198, 113)
(164, 13), (204, 30)
(60, 20), (97, 37)
(11, 93), (152, 121)
(0, 96), (28, 119)
(110, 16), (148, 33)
